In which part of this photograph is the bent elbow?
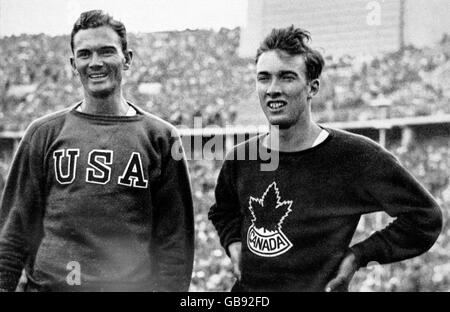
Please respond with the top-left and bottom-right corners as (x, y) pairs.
(422, 204), (444, 251)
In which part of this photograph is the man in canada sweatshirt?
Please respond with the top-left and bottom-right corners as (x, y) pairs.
(208, 25), (442, 292)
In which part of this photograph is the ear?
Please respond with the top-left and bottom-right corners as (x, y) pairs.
(70, 57), (78, 75)
(308, 79), (320, 99)
(123, 49), (133, 70)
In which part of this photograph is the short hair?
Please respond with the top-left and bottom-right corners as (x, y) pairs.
(70, 10), (128, 54)
(255, 25), (325, 81)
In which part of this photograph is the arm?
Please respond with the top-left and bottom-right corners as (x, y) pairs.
(325, 249), (357, 292)
(0, 138), (45, 291)
(208, 159), (243, 257)
(228, 241), (242, 281)
(150, 135), (194, 292)
(326, 150), (442, 292)
(350, 151), (443, 268)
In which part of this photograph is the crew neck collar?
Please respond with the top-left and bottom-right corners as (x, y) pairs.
(258, 126), (335, 156)
(70, 101), (143, 122)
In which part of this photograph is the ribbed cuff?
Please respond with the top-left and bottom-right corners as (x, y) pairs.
(225, 239), (242, 257)
(0, 271), (20, 292)
(349, 245), (368, 269)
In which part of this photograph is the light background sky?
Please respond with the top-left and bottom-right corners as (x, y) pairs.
(0, 0), (247, 37)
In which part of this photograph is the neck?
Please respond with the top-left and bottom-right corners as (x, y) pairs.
(81, 90), (128, 115)
(265, 116), (322, 152)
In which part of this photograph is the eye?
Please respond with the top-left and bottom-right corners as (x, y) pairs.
(257, 75), (270, 82)
(77, 51), (90, 59)
(100, 48), (116, 56)
(282, 75), (296, 81)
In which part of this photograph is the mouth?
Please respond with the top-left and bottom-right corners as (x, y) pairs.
(267, 101), (287, 110)
(88, 73), (108, 80)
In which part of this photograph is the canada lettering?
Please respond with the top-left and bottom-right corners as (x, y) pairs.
(248, 229), (287, 251)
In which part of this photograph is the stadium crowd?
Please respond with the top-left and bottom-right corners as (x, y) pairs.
(1, 30), (450, 130)
(0, 28), (252, 131)
(315, 34), (450, 122)
(0, 28), (449, 291)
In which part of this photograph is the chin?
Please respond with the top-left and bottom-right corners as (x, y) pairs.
(267, 117), (293, 129)
(277, 123), (293, 130)
(89, 88), (115, 99)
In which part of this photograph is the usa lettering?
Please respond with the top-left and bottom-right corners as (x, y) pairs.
(53, 149), (148, 188)
(86, 150), (113, 185)
(54, 149), (79, 184)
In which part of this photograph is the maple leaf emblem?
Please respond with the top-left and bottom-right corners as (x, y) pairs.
(249, 182), (292, 232)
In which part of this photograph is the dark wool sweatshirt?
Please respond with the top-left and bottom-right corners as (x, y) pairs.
(0, 103), (194, 291)
(208, 127), (442, 292)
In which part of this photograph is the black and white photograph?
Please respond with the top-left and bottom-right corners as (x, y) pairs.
(0, 0), (448, 298)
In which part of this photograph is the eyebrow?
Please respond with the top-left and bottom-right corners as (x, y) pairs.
(98, 46), (118, 50)
(279, 70), (299, 76)
(257, 70), (299, 76)
(75, 45), (118, 54)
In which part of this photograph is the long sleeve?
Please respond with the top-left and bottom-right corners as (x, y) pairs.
(208, 159), (243, 256)
(150, 135), (194, 291)
(0, 137), (45, 291)
(350, 151), (443, 268)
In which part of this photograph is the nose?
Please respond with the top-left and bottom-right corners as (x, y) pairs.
(266, 78), (282, 97)
(89, 52), (103, 69)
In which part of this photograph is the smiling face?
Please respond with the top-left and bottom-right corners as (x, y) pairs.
(256, 50), (314, 129)
(70, 26), (131, 99)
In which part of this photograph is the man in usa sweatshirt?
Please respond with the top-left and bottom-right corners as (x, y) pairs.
(208, 25), (442, 292)
(0, 10), (194, 292)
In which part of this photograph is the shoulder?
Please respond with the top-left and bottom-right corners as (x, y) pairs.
(327, 127), (382, 151)
(131, 103), (179, 139)
(21, 107), (73, 144)
(325, 126), (400, 171)
(327, 127), (393, 156)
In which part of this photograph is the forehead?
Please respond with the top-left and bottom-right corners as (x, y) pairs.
(256, 50), (306, 75)
(73, 26), (122, 51)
